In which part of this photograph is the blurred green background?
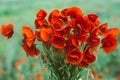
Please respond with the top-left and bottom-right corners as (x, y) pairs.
(0, 0), (120, 80)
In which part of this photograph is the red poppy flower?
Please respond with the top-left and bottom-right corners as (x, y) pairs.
(106, 28), (119, 38)
(98, 23), (108, 36)
(52, 35), (66, 49)
(87, 34), (100, 51)
(48, 9), (60, 22)
(22, 25), (35, 47)
(64, 35), (78, 53)
(101, 28), (119, 53)
(54, 24), (71, 37)
(34, 19), (48, 29)
(34, 9), (48, 29)
(1, 24), (14, 39)
(40, 27), (53, 43)
(84, 48), (96, 63)
(61, 7), (83, 20)
(36, 9), (47, 20)
(66, 49), (83, 65)
(22, 40), (40, 57)
(79, 48), (96, 68)
(87, 14), (100, 28)
(102, 35), (117, 54)
(75, 30), (88, 42)
(48, 9), (65, 29)
(90, 27), (99, 35)
(87, 14), (98, 22)
(70, 35), (78, 48)
(77, 16), (91, 33)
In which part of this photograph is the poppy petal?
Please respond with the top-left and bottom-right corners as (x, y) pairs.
(1, 24), (14, 39)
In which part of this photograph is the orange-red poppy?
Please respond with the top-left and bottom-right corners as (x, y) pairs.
(34, 72), (44, 80)
(70, 35), (78, 48)
(75, 30), (88, 42)
(42, 68), (47, 73)
(97, 74), (104, 79)
(66, 49), (83, 65)
(48, 9), (65, 29)
(22, 40), (40, 57)
(76, 16), (91, 33)
(90, 27), (99, 35)
(87, 14), (98, 22)
(48, 9), (60, 22)
(34, 18), (48, 29)
(84, 48), (96, 63)
(64, 35), (78, 53)
(22, 25), (35, 47)
(106, 28), (119, 38)
(79, 48), (96, 68)
(52, 35), (66, 49)
(34, 9), (48, 29)
(61, 6), (83, 21)
(87, 14), (100, 28)
(87, 34), (100, 50)
(40, 27), (53, 43)
(101, 28), (119, 54)
(36, 9), (47, 20)
(54, 24), (71, 37)
(99, 22), (108, 36)
(102, 35), (117, 54)
(1, 24), (14, 39)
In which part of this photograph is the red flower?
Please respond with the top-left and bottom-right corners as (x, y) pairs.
(87, 14), (100, 28)
(34, 9), (48, 29)
(40, 27), (53, 43)
(52, 35), (66, 49)
(1, 24), (14, 39)
(106, 28), (119, 38)
(22, 41), (40, 57)
(48, 9), (66, 29)
(70, 35), (78, 48)
(66, 49), (83, 65)
(34, 19), (48, 29)
(79, 48), (96, 68)
(98, 23), (108, 36)
(87, 14), (98, 22)
(102, 35), (117, 54)
(75, 30), (88, 42)
(101, 28), (119, 54)
(61, 7), (83, 20)
(54, 24), (71, 37)
(36, 9), (47, 20)
(22, 25), (35, 47)
(90, 27), (99, 35)
(77, 16), (91, 33)
(64, 35), (78, 53)
(87, 34), (100, 51)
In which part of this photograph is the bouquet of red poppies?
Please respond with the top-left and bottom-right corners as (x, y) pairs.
(0, 6), (119, 80)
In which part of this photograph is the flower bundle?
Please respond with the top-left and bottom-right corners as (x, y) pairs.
(0, 6), (119, 80)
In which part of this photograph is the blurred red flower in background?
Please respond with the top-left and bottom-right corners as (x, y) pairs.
(0, 24), (14, 39)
